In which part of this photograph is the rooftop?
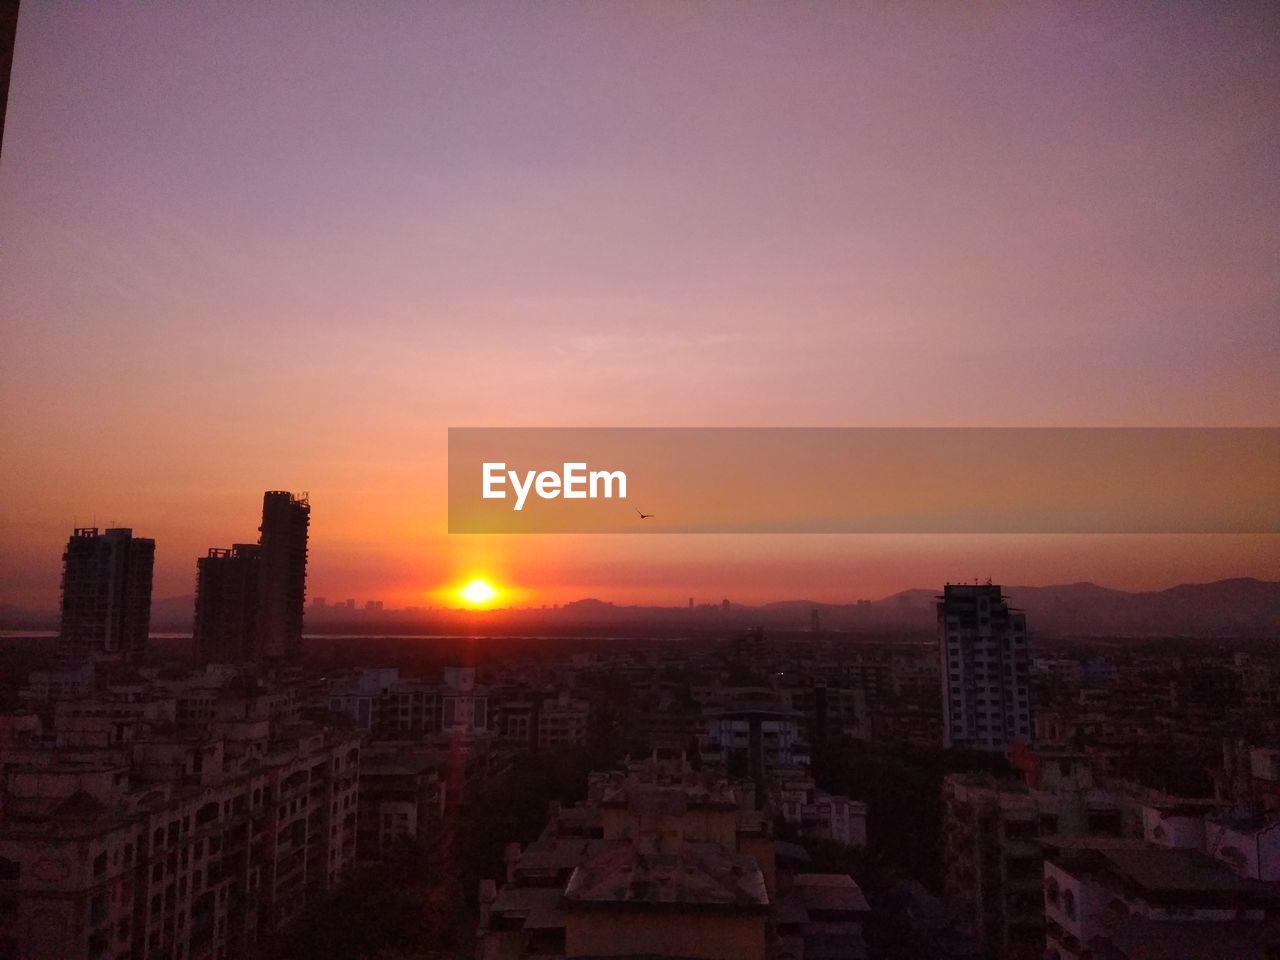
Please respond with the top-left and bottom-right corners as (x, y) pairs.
(792, 874), (871, 914)
(1051, 844), (1280, 903)
(564, 840), (769, 912)
(1095, 919), (1280, 960)
(488, 886), (566, 931)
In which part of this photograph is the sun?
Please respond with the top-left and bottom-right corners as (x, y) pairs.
(458, 578), (499, 608)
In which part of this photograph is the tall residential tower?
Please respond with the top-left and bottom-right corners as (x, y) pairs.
(193, 543), (261, 663)
(256, 491), (310, 661)
(938, 583), (1031, 753)
(195, 492), (310, 665)
(57, 526), (155, 665)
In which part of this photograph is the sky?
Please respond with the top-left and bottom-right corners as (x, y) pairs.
(1, 2), (1278, 610)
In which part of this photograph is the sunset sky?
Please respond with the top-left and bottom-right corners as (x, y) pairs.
(1, 2), (1277, 610)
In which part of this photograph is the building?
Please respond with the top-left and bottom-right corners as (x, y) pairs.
(355, 745), (445, 861)
(326, 668), (440, 737)
(941, 775), (1055, 958)
(57, 527), (155, 666)
(562, 839), (771, 960)
(254, 491), (309, 663)
(774, 776), (867, 848)
(1043, 838), (1280, 960)
(699, 692), (811, 781)
(536, 693), (591, 749)
(325, 666), (493, 744)
(21, 662), (96, 705)
(940, 768), (1144, 959)
(194, 545), (260, 665)
(478, 757), (872, 960)
(495, 693), (591, 751)
(498, 700), (536, 747)
(776, 874), (871, 960)
(780, 683), (868, 746)
(939, 583), (1032, 753)
(195, 492), (309, 666)
(440, 667), (488, 738)
(480, 762), (772, 960)
(0, 675), (359, 960)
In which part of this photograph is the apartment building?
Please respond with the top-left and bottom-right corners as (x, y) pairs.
(326, 667), (440, 737)
(941, 775), (1053, 959)
(939, 583), (1032, 753)
(773, 775), (868, 848)
(478, 757), (870, 960)
(699, 694), (811, 779)
(326, 665), (492, 740)
(355, 744), (445, 861)
(1043, 837), (1280, 960)
(57, 527), (155, 666)
(0, 683), (358, 960)
(536, 693), (590, 749)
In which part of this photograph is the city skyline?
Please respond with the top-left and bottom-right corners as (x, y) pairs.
(4, 503), (1280, 613)
(2, 2), (1278, 608)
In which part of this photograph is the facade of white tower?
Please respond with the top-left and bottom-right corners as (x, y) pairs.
(939, 583), (1032, 752)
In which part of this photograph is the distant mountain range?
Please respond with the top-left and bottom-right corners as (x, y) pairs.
(4, 578), (1277, 639)
(833, 578), (1280, 637)
(719, 578), (1279, 637)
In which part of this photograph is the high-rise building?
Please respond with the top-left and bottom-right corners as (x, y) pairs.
(57, 527), (155, 665)
(193, 492), (309, 666)
(938, 583), (1031, 752)
(255, 491), (310, 661)
(193, 543), (261, 664)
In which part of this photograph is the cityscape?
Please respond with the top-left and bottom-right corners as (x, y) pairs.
(1, 491), (1278, 959)
(2, 2), (1279, 960)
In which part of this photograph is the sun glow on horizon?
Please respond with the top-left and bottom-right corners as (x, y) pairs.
(458, 578), (500, 608)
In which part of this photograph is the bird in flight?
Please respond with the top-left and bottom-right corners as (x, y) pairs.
(636, 508), (654, 520)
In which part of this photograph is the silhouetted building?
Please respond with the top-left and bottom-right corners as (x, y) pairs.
(939, 583), (1031, 752)
(57, 527), (154, 665)
(194, 543), (260, 664)
(194, 491), (309, 666)
(255, 491), (310, 662)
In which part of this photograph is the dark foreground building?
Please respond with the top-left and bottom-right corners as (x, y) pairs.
(255, 491), (310, 663)
(57, 526), (155, 666)
(194, 543), (261, 663)
(195, 491), (309, 666)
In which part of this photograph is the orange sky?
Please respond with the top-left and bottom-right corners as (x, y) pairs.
(1, 3), (1277, 609)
